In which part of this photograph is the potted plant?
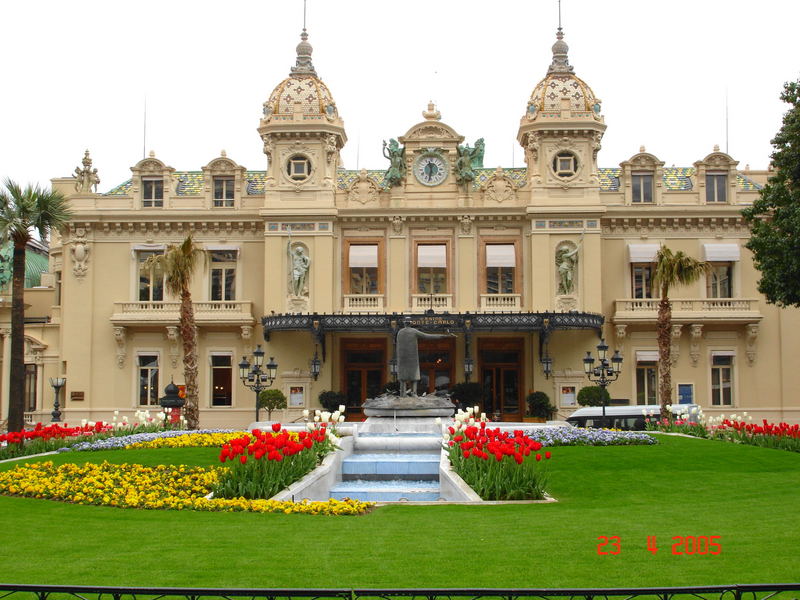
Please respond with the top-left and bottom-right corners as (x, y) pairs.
(318, 390), (347, 413)
(257, 389), (287, 421)
(525, 391), (554, 422)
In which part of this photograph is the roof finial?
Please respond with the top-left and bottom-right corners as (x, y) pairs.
(547, 4), (573, 75)
(290, 27), (317, 77)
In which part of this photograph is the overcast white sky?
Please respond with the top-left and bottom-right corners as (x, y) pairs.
(1, 0), (798, 192)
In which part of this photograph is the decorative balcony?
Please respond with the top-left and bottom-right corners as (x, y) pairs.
(411, 293), (453, 312)
(613, 298), (762, 325)
(343, 294), (384, 313)
(480, 293), (522, 312)
(110, 301), (255, 327)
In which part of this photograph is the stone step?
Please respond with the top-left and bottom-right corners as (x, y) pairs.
(342, 452), (440, 480)
(355, 433), (442, 452)
(329, 479), (440, 502)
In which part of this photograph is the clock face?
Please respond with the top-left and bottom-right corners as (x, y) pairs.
(414, 153), (448, 186)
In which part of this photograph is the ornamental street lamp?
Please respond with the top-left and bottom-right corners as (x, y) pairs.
(540, 352), (553, 379)
(238, 345), (278, 421)
(463, 356), (474, 383)
(583, 338), (623, 428)
(49, 377), (66, 423)
(309, 347), (321, 381)
(388, 357), (398, 382)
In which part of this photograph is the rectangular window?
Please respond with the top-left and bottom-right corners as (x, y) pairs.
(24, 364), (37, 412)
(138, 354), (160, 406)
(631, 263), (654, 298)
(417, 244), (447, 294)
(706, 173), (727, 203)
(486, 244), (515, 294)
(210, 250), (237, 301)
(348, 244), (379, 295)
(711, 355), (733, 406)
(210, 354), (232, 407)
(137, 251), (164, 301)
(213, 177), (235, 208)
(632, 173), (654, 203)
(142, 178), (164, 207)
(54, 270), (62, 306)
(707, 262), (733, 298)
(635, 361), (657, 405)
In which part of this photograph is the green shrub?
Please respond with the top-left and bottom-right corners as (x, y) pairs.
(577, 385), (611, 407)
(448, 382), (486, 409)
(318, 390), (347, 412)
(526, 391), (554, 418)
(257, 389), (287, 420)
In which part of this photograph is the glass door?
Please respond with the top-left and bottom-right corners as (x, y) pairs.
(479, 338), (523, 421)
(341, 338), (386, 418)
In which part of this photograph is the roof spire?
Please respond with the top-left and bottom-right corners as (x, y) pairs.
(290, 28), (316, 77)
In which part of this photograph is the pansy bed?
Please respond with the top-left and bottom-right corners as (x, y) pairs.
(0, 427), (373, 516)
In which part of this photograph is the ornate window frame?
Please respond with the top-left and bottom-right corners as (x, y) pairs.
(202, 154), (246, 209)
(620, 151), (665, 205)
(694, 150), (739, 205)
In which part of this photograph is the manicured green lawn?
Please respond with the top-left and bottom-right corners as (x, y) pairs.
(1, 435), (798, 588)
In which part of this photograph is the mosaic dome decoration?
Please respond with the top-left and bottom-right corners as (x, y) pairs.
(526, 29), (601, 116)
(261, 29), (339, 121)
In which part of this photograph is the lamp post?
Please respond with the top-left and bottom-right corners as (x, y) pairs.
(540, 352), (553, 379)
(582, 338), (623, 428)
(463, 356), (474, 383)
(49, 377), (66, 423)
(238, 345), (278, 421)
(309, 347), (321, 381)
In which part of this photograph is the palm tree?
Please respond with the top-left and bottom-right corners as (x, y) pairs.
(652, 246), (711, 420)
(0, 180), (72, 432)
(145, 236), (204, 429)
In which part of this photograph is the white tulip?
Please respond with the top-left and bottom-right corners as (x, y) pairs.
(331, 411), (341, 422)
(114, 410), (119, 416)
(466, 407), (474, 415)
(473, 405), (479, 414)
(315, 409), (321, 416)
(321, 411), (331, 422)
(81, 419), (87, 426)
(338, 405), (346, 413)
(434, 417), (442, 425)
(480, 413), (487, 421)
(306, 422), (315, 431)
(338, 415), (345, 423)
(314, 415), (320, 422)
(302, 409), (309, 418)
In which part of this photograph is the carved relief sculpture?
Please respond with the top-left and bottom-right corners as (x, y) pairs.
(70, 227), (90, 280)
(670, 324), (683, 365)
(389, 215), (405, 234)
(689, 324), (703, 367)
(483, 167), (516, 203)
(746, 324), (759, 365)
(459, 215), (474, 235)
(166, 326), (180, 368)
(347, 169), (379, 204)
(113, 326), (126, 368)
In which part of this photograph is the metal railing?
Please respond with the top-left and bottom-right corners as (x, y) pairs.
(0, 583), (797, 600)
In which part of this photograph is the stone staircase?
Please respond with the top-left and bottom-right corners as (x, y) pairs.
(328, 432), (443, 502)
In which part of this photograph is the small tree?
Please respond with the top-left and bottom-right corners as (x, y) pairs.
(742, 79), (800, 307)
(0, 180), (72, 432)
(653, 246), (710, 419)
(577, 385), (610, 407)
(145, 236), (204, 429)
(258, 389), (287, 421)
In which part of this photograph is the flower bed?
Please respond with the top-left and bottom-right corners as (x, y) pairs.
(214, 424), (336, 500)
(527, 427), (657, 447)
(710, 418), (800, 452)
(59, 429), (235, 452)
(0, 460), (371, 515)
(1, 410), (184, 460)
(443, 410), (551, 501)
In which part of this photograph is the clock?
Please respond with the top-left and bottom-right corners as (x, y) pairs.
(414, 152), (448, 186)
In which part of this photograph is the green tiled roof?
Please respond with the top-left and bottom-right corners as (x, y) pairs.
(102, 166), (763, 196)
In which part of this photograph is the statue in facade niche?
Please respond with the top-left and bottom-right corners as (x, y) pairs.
(287, 230), (310, 297)
(396, 319), (456, 397)
(556, 237), (583, 295)
(382, 139), (405, 187)
(73, 150), (100, 193)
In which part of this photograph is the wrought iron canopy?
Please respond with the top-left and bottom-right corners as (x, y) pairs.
(262, 311), (603, 341)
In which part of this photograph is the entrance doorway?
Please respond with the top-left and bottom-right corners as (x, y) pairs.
(341, 338), (386, 417)
(417, 337), (456, 396)
(479, 338), (523, 421)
